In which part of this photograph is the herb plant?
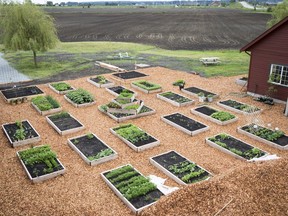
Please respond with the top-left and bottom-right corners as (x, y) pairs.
(114, 124), (149, 143)
(32, 95), (60, 111)
(51, 82), (71, 91)
(132, 80), (161, 91)
(210, 111), (235, 121)
(66, 88), (94, 104)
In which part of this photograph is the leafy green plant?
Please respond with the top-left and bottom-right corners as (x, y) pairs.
(181, 170), (205, 183)
(125, 104), (140, 110)
(210, 111), (235, 121)
(96, 75), (107, 84)
(244, 124), (284, 141)
(51, 82), (71, 91)
(105, 165), (134, 179)
(107, 102), (121, 109)
(86, 133), (94, 139)
(114, 124), (149, 143)
(198, 92), (205, 97)
(66, 88), (94, 104)
(87, 148), (114, 161)
(32, 95), (60, 111)
(172, 80), (185, 86)
(14, 128), (26, 141)
(133, 80), (161, 90)
(49, 111), (70, 120)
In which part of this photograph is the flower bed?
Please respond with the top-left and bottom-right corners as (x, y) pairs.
(106, 86), (136, 97)
(64, 88), (96, 108)
(1, 86), (44, 103)
(110, 124), (160, 152)
(98, 105), (155, 122)
(101, 164), (163, 213)
(181, 86), (217, 98)
(191, 106), (238, 125)
(131, 80), (162, 93)
(68, 133), (117, 166)
(237, 124), (288, 150)
(2, 120), (41, 147)
(157, 91), (194, 107)
(31, 95), (62, 116)
(206, 133), (268, 161)
(161, 113), (209, 136)
(46, 112), (84, 135)
(217, 99), (262, 115)
(87, 75), (114, 88)
(150, 151), (212, 185)
(112, 71), (148, 81)
(17, 145), (65, 183)
(49, 82), (75, 94)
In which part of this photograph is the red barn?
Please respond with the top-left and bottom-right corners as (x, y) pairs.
(240, 16), (288, 102)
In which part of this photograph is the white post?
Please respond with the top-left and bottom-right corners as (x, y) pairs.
(285, 97), (288, 116)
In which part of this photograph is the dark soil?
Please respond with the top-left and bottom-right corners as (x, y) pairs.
(160, 92), (191, 103)
(48, 115), (82, 131)
(1, 86), (43, 99)
(183, 86), (216, 97)
(25, 159), (64, 178)
(3, 120), (39, 143)
(115, 131), (157, 147)
(241, 125), (288, 147)
(152, 151), (210, 184)
(194, 106), (217, 116)
(71, 135), (111, 158)
(220, 99), (260, 112)
(89, 77), (111, 84)
(163, 113), (207, 132)
(113, 71), (147, 80)
(47, 8), (270, 50)
(109, 106), (153, 118)
(107, 86), (135, 95)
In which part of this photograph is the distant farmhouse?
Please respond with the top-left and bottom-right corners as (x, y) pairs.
(240, 17), (288, 103)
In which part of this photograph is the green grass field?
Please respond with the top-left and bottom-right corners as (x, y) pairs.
(2, 42), (249, 79)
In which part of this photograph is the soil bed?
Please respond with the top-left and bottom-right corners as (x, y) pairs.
(157, 91), (193, 107)
(49, 82), (75, 95)
(68, 133), (117, 166)
(106, 86), (136, 97)
(181, 86), (217, 98)
(150, 150), (211, 185)
(1, 86), (44, 102)
(238, 124), (288, 150)
(206, 133), (267, 160)
(101, 164), (163, 213)
(131, 80), (162, 94)
(162, 112), (209, 136)
(112, 71), (148, 80)
(17, 145), (65, 183)
(217, 99), (261, 114)
(87, 76), (114, 88)
(46, 112), (84, 135)
(2, 120), (40, 147)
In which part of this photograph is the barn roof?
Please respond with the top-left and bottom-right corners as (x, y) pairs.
(240, 16), (288, 52)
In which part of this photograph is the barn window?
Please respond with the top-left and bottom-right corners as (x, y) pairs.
(269, 64), (288, 87)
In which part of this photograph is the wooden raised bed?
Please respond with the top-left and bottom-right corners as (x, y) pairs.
(31, 95), (62, 116)
(217, 99), (262, 115)
(131, 80), (162, 94)
(181, 86), (218, 98)
(112, 71), (148, 82)
(1, 86), (45, 103)
(106, 86), (137, 97)
(87, 76), (114, 88)
(157, 91), (194, 107)
(49, 82), (75, 95)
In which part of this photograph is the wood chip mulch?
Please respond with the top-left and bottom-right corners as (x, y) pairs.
(0, 67), (287, 216)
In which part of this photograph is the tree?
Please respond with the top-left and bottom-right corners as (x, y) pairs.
(267, 0), (288, 28)
(0, 2), (59, 67)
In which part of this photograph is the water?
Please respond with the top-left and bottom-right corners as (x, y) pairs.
(0, 53), (30, 84)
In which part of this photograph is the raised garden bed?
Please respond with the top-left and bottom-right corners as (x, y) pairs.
(31, 95), (62, 116)
(150, 151), (212, 185)
(106, 86), (136, 97)
(181, 86), (217, 98)
(101, 164), (163, 213)
(112, 71), (148, 81)
(206, 133), (268, 161)
(2, 120), (40, 147)
(191, 106), (238, 125)
(217, 99), (262, 115)
(46, 112), (84, 135)
(87, 75), (114, 88)
(110, 124), (160, 152)
(238, 123), (288, 150)
(131, 80), (162, 94)
(157, 91), (194, 107)
(1, 86), (44, 103)
(49, 82), (75, 95)
(17, 145), (65, 183)
(161, 113), (209, 136)
(64, 88), (96, 108)
(68, 133), (117, 166)
(98, 105), (155, 122)
(235, 77), (248, 86)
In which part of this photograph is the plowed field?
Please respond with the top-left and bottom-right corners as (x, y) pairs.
(47, 7), (270, 50)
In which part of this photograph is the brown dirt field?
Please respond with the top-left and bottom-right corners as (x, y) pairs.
(48, 8), (270, 50)
(0, 67), (287, 215)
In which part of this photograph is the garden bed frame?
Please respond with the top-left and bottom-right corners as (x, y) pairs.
(48, 83), (75, 95)
(101, 164), (163, 214)
(111, 71), (148, 82)
(161, 112), (209, 136)
(157, 91), (194, 107)
(150, 150), (212, 185)
(106, 86), (137, 97)
(64, 95), (96, 108)
(131, 81), (162, 94)
(68, 133), (118, 166)
(217, 99), (262, 115)
(2, 120), (41, 147)
(31, 101), (62, 116)
(16, 145), (66, 183)
(181, 86), (218, 98)
(110, 124), (160, 152)
(237, 124), (288, 150)
(87, 77), (114, 88)
(191, 106), (238, 125)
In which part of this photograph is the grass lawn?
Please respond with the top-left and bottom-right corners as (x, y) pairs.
(2, 42), (249, 79)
